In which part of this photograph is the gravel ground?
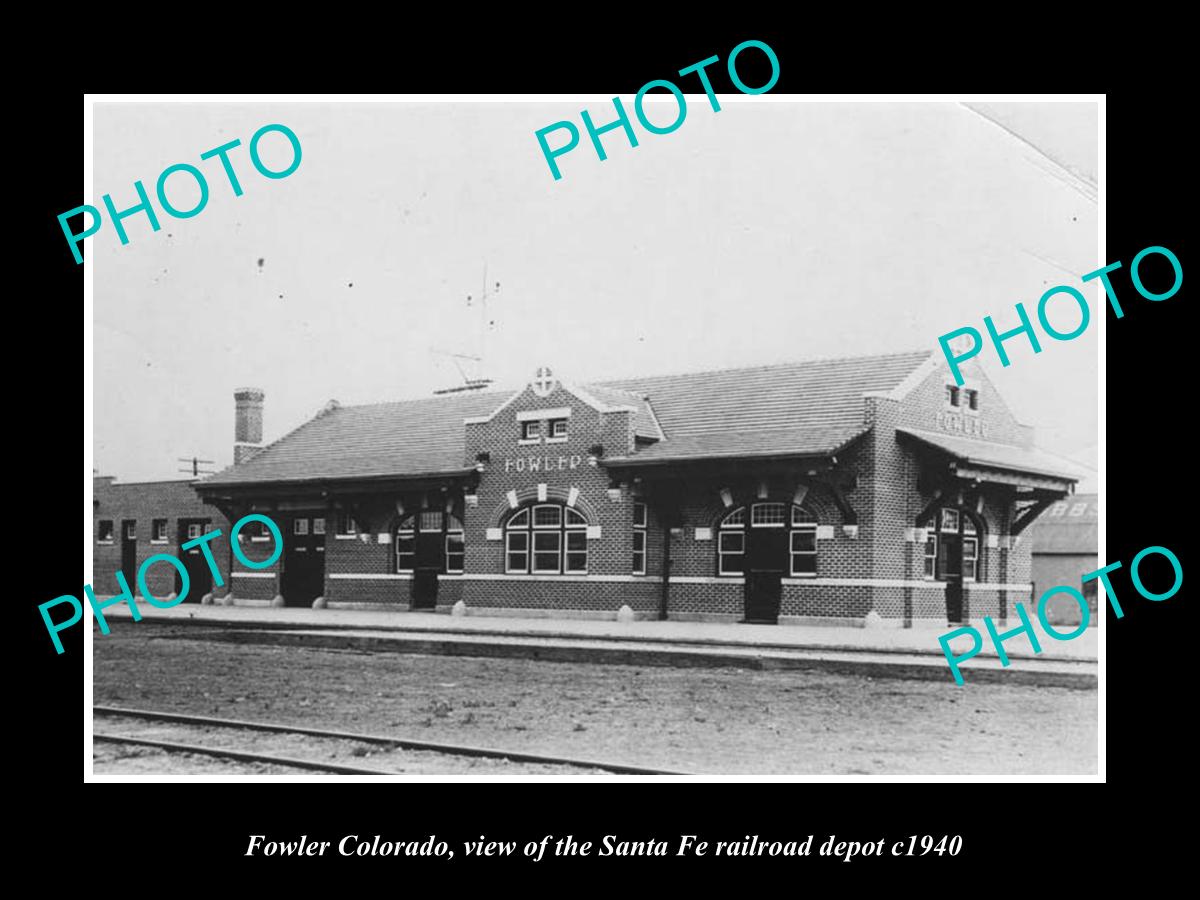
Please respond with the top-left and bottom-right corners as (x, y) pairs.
(93, 623), (1098, 775)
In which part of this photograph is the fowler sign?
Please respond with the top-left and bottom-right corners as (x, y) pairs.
(935, 410), (989, 438)
(503, 454), (584, 474)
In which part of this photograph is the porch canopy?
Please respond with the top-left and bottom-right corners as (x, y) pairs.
(896, 427), (1081, 535)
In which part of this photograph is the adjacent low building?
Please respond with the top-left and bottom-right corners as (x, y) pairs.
(1030, 494), (1099, 626)
(93, 475), (231, 601)
(194, 349), (1079, 626)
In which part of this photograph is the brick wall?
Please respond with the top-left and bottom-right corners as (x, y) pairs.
(92, 477), (231, 602)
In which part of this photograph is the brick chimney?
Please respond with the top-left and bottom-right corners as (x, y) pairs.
(234, 387), (265, 465)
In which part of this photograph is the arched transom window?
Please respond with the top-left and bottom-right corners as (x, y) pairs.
(506, 503), (588, 574)
(718, 502), (818, 577)
(396, 510), (464, 574)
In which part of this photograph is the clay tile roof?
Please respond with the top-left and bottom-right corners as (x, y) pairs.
(202, 390), (505, 487)
(896, 428), (1082, 480)
(202, 350), (935, 486)
(601, 350), (933, 463)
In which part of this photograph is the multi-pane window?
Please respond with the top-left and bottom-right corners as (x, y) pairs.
(718, 529), (746, 575)
(790, 523), (817, 575)
(928, 507), (982, 581)
(395, 513), (463, 573)
(312, 517), (326, 535)
(152, 519), (168, 543)
(396, 522), (416, 572)
(750, 502), (787, 527)
(294, 518), (309, 535)
(632, 502), (647, 575)
(963, 537), (979, 582)
(445, 522), (465, 574)
(97, 520), (114, 543)
(506, 503), (587, 574)
(549, 418), (568, 439)
(123, 521), (137, 541)
(520, 420), (540, 442)
(187, 523), (202, 540)
(336, 513), (357, 536)
(719, 504), (819, 577)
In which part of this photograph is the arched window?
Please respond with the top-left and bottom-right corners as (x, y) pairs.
(718, 503), (818, 577)
(505, 503), (588, 574)
(396, 511), (464, 574)
(923, 507), (980, 581)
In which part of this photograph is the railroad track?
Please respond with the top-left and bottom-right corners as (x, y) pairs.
(93, 706), (688, 776)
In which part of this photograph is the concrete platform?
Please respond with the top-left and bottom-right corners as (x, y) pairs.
(96, 604), (1098, 688)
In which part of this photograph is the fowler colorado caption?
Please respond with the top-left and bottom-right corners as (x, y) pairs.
(246, 833), (963, 862)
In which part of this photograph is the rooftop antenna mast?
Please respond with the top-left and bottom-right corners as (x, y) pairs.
(178, 456), (216, 477)
(431, 263), (500, 394)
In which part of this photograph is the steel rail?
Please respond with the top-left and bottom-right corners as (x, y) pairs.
(93, 705), (689, 776)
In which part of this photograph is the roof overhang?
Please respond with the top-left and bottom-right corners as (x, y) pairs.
(196, 468), (478, 500)
(897, 428), (1078, 492)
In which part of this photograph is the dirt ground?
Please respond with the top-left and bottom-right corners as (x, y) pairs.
(93, 623), (1098, 775)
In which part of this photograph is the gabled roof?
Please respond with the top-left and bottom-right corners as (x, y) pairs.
(202, 391), (504, 487)
(602, 350), (933, 463)
(203, 350), (935, 487)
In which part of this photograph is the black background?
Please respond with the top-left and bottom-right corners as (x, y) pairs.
(20, 22), (1187, 887)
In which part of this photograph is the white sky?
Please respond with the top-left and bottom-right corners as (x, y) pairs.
(93, 99), (1099, 482)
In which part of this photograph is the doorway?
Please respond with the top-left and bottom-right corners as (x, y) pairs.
(744, 527), (787, 624)
(176, 520), (212, 602)
(120, 520), (137, 583)
(281, 514), (326, 606)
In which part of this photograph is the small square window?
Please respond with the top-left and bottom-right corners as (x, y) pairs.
(940, 509), (959, 533)
(97, 520), (114, 543)
(521, 421), (541, 441)
(1069, 503), (1088, 517)
(294, 518), (309, 535)
(337, 513), (357, 536)
(549, 419), (568, 439)
(152, 519), (168, 543)
(187, 523), (202, 540)
(312, 517), (326, 535)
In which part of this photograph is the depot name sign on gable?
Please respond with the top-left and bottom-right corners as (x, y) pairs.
(502, 454), (584, 474)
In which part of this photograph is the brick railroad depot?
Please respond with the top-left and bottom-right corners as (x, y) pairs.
(93, 350), (1080, 627)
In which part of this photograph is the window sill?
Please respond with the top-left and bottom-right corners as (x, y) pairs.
(150, 539), (169, 545)
(334, 534), (358, 540)
(97, 540), (114, 545)
(517, 438), (542, 446)
(545, 436), (569, 444)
